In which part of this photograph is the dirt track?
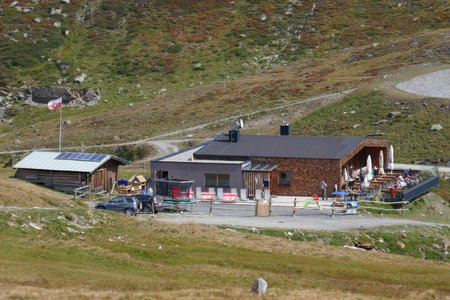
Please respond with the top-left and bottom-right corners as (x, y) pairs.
(0, 89), (354, 156)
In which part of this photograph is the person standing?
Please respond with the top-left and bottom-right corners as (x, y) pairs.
(320, 180), (328, 200)
(147, 185), (154, 196)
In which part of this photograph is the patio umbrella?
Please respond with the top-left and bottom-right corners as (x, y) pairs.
(343, 167), (349, 191)
(366, 155), (373, 181)
(388, 145), (395, 171)
(379, 150), (385, 175)
(363, 174), (370, 188)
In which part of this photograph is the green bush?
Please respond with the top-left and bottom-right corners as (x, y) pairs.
(113, 145), (151, 162)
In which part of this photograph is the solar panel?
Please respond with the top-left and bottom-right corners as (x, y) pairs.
(55, 152), (107, 162)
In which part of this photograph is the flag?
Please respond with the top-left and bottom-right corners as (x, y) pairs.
(48, 97), (62, 110)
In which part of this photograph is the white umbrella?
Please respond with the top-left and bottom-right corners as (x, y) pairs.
(363, 174), (370, 188)
(388, 145), (395, 171)
(343, 167), (349, 183)
(343, 167), (349, 191)
(366, 155), (373, 181)
(379, 150), (385, 175)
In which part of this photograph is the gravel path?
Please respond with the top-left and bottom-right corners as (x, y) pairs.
(396, 68), (450, 99)
(156, 213), (447, 231)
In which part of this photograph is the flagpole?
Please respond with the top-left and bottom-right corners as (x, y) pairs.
(59, 103), (62, 152)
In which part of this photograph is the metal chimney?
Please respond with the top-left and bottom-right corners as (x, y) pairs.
(228, 130), (240, 142)
(280, 121), (290, 136)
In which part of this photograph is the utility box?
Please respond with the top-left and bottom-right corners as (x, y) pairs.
(255, 200), (270, 217)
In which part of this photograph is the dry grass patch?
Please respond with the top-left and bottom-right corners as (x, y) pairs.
(0, 209), (449, 299)
(0, 171), (71, 207)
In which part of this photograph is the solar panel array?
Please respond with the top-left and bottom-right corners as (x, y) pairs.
(55, 152), (107, 162)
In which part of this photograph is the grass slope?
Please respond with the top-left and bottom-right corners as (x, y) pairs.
(0, 168), (71, 207)
(0, 208), (449, 299)
(1, 28), (449, 155)
(291, 90), (450, 162)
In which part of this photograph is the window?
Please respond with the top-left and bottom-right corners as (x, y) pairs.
(156, 170), (168, 179)
(279, 172), (291, 186)
(111, 197), (124, 203)
(205, 173), (230, 188)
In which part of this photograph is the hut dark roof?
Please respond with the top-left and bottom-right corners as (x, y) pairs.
(194, 134), (364, 160)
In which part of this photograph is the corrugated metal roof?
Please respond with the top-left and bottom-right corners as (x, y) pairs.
(242, 163), (278, 172)
(194, 134), (365, 160)
(13, 151), (128, 173)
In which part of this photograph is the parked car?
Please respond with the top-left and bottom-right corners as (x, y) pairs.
(133, 194), (164, 214)
(95, 196), (141, 216)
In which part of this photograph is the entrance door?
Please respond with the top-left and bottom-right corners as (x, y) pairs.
(243, 171), (270, 198)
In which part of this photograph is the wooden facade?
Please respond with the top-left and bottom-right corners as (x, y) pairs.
(250, 139), (389, 196)
(15, 159), (121, 193)
(243, 171), (272, 197)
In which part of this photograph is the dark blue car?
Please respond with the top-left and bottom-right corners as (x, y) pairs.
(95, 196), (141, 216)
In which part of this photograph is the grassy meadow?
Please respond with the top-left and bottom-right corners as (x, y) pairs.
(0, 208), (449, 299)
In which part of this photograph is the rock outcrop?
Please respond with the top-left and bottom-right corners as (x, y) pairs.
(31, 86), (100, 107)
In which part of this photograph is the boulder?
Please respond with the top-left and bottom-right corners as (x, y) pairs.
(388, 111), (401, 118)
(352, 124), (360, 129)
(74, 73), (87, 83)
(193, 63), (204, 71)
(50, 8), (62, 15)
(396, 240), (405, 249)
(59, 64), (70, 73)
(431, 124), (442, 131)
(443, 238), (449, 255)
(374, 119), (388, 125)
(61, 0), (70, 3)
(31, 86), (100, 107)
(346, 55), (360, 63)
(251, 277), (268, 295)
(353, 241), (376, 250)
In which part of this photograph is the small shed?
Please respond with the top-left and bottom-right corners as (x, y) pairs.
(14, 151), (129, 193)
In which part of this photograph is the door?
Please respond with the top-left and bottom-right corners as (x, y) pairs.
(243, 171), (269, 197)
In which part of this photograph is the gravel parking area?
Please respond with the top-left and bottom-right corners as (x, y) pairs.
(396, 68), (450, 99)
(156, 213), (442, 231)
(154, 201), (446, 231)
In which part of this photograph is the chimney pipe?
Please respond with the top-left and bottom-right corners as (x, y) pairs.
(280, 121), (290, 136)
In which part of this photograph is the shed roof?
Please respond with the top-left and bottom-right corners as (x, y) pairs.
(13, 151), (129, 174)
(194, 134), (365, 160)
(242, 163), (278, 172)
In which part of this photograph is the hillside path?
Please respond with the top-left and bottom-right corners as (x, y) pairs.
(0, 89), (355, 156)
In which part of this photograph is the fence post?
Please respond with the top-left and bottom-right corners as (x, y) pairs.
(331, 203), (335, 218)
(292, 198), (297, 217)
(209, 198), (213, 216)
(269, 198), (272, 216)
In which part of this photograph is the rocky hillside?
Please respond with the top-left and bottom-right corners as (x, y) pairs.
(0, 1), (449, 159)
(1, 1), (448, 89)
